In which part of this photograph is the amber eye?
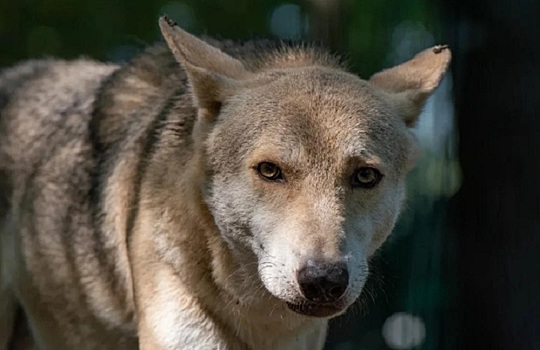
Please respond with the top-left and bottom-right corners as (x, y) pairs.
(257, 162), (283, 182)
(352, 167), (382, 188)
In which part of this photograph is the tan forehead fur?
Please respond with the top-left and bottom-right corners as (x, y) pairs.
(212, 66), (414, 177)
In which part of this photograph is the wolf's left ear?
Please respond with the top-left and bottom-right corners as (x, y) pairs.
(159, 16), (250, 122)
(369, 46), (451, 127)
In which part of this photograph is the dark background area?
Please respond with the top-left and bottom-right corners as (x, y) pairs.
(1, 0), (539, 349)
(443, 0), (540, 349)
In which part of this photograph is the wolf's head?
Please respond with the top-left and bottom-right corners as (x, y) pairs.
(159, 16), (450, 318)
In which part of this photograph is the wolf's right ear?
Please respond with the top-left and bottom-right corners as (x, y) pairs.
(159, 16), (250, 122)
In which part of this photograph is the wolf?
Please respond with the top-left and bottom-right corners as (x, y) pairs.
(0, 15), (450, 350)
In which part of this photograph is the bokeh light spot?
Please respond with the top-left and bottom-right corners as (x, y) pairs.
(269, 3), (302, 39)
(382, 312), (426, 349)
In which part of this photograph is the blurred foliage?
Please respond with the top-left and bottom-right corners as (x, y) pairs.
(0, 1), (457, 349)
(0, 0), (443, 74)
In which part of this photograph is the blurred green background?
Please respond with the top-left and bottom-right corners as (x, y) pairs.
(0, 0), (468, 349)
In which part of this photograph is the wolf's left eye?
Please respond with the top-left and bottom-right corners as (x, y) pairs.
(352, 167), (382, 188)
(257, 162), (284, 182)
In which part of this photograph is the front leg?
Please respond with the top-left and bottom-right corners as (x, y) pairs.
(132, 257), (243, 350)
(132, 241), (249, 350)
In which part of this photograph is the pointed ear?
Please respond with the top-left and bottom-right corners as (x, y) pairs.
(369, 45), (451, 126)
(158, 16), (250, 121)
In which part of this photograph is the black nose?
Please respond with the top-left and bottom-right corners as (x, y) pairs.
(297, 261), (349, 303)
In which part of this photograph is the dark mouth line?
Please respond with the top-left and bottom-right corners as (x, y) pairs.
(286, 301), (345, 318)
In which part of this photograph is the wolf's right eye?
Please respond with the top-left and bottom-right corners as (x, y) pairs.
(257, 162), (283, 182)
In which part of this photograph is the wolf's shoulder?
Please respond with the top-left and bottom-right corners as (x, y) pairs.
(0, 58), (118, 175)
(0, 58), (119, 133)
(0, 58), (118, 111)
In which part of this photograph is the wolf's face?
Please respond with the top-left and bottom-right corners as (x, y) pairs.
(159, 17), (450, 318)
(203, 68), (418, 317)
